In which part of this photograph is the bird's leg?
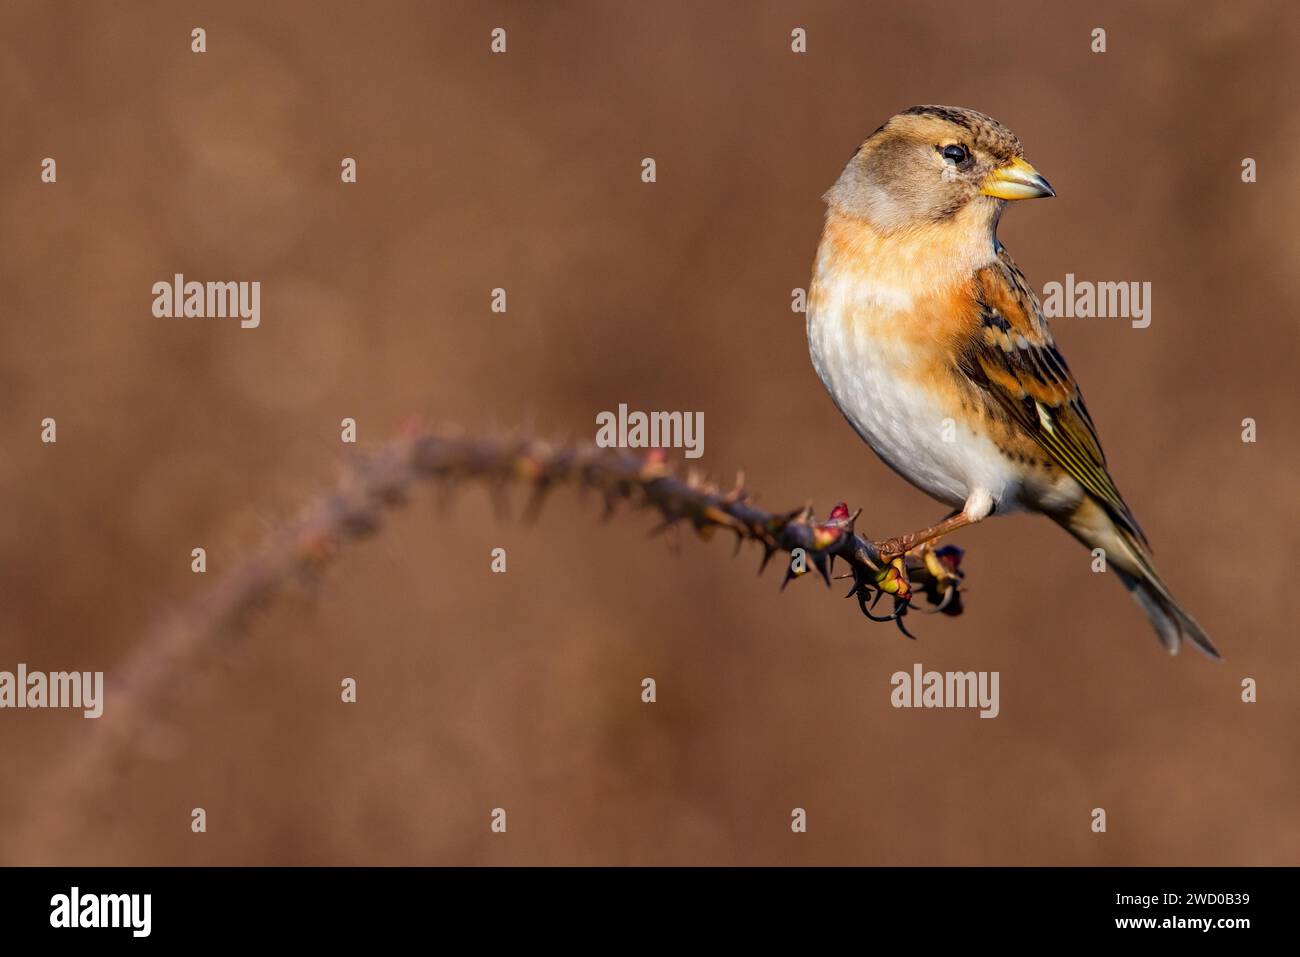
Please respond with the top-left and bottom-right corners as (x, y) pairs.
(875, 494), (993, 563)
(875, 512), (973, 564)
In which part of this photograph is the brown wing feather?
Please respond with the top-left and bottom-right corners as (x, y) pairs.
(957, 246), (1149, 547)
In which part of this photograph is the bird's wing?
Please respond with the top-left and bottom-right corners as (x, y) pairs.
(956, 246), (1148, 547)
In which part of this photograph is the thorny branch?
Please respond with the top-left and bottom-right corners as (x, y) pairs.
(16, 427), (967, 861)
(332, 428), (967, 627)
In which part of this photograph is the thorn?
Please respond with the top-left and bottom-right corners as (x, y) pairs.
(813, 554), (831, 587)
(723, 470), (747, 503)
(647, 516), (678, 537)
(600, 489), (619, 521)
(664, 524), (682, 556)
(841, 509), (864, 539)
(773, 507), (802, 528)
(521, 483), (549, 524)
(934, 586), (955, 613)
(860, 598), (895, 623)
(894, 600), (918, 640)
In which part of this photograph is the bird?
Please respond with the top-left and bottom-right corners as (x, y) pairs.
(805, 105), (1218, 658)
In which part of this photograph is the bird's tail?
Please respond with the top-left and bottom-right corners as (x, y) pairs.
(1056, 499), (1221, 660)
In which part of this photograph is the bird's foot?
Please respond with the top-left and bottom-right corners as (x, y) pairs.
(875, 534), (924, 564)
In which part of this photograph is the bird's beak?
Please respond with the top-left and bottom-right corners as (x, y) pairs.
(981, 156), (1055, 200)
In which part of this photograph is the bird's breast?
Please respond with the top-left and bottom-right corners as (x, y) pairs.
(806, 246), (1022, 511)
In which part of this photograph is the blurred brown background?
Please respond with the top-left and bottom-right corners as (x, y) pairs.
(1, 0), (1297, 865)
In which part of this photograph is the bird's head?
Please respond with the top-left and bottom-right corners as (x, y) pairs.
(825, 105), (1054, 234)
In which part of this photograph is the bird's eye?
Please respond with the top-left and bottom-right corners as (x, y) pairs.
(940, 144), (971, 165)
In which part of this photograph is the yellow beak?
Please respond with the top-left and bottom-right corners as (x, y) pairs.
(981, 156), (1055, 200)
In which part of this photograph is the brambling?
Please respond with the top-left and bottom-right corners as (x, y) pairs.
(805, 105), (1218, 658)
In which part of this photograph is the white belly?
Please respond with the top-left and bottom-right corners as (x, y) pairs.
(806, 274), (1022, 514)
